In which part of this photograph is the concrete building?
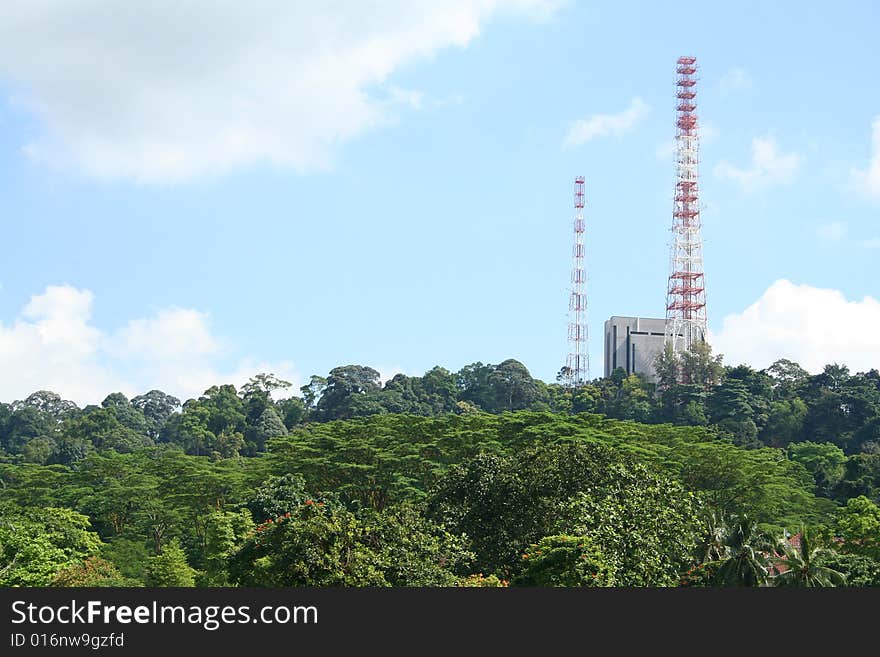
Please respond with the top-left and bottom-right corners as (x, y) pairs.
(603, 316), (669, 382)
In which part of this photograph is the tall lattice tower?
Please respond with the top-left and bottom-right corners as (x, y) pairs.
(665, 56), (707, 354)
(565, 176), (589, 386)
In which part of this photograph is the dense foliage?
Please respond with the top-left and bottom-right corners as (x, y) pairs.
(1, 349), (878, 587)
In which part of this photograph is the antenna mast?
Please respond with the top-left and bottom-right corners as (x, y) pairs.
(566, 176), (589, 385)
(665, 56), (708, 355)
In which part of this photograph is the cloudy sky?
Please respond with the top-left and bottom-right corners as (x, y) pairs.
(0, 1), (878, 404)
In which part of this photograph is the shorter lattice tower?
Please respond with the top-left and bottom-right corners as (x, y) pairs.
(665, 56), (707, 354)
(565, 176), (589, 386)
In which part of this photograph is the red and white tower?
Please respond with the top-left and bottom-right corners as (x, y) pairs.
(566, 176), (589, 385)
(665, 56), (707, 353)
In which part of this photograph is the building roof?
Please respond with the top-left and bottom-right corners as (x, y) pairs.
(766, 532), (802, 577)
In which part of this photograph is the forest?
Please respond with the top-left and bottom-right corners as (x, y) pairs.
(1, 342), (879, 587)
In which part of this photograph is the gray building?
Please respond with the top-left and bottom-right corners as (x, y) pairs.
(603, 316), (669, 382)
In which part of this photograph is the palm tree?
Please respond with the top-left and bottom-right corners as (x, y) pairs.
(713, 516), (770, 587)
(772, 528), (846, 587)
(694, 511), (728, 564)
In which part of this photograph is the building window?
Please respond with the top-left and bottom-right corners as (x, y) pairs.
(612, 324), (617, 370)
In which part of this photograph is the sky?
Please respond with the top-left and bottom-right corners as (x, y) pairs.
(0, 1), (878, 405)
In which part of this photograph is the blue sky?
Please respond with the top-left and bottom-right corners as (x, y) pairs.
(0, 1), (878, 404)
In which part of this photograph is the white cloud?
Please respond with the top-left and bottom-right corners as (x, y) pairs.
(714, 136), (802, 190)
(0, 2), (560, 183)
(386, 86), (425, 111)
(861, 237), (880, 249)
(111, 308), (224, 363)
(851, 116), (880, 200)
(563, 97), (650, 148)
(816, 221), (847, 242)
(710, 279), (880, 374)
(0, 285), (299, 405)
(718, 66), (753, 94)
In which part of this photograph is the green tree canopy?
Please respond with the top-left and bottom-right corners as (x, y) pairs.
(426, 441), (701, 584)
(787, 441), (847, 495)
(144, 539), (196, 587)
(835, 496), (880, 560)
(513, 535), (615, 587)
(0, 504), (103, 586)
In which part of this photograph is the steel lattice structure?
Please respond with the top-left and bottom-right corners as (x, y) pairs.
(664, 56), (707, 354)
(565, 176), (589, 386)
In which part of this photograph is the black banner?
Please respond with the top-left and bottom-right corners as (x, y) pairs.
(1, 587), (876, 653)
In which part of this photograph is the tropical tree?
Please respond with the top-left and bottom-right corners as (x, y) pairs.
(246, 473), (310, 521)
(229, 501), (388, 587)
(0, 504), (103, 586)
(248, 407), (287, 453)
(199, 510), (253, 585)
(51, 556), (128, 587)
(835, 454), (880, 505)
(713, 517), (770, 587)
(694, 511), (729, 564)
(765, 359), (810, 395)
(13, 391), (79, 423)
(143, 539), (196, 587)
(420, 366), (459, 414)
(772, 528), (846, 587)
(62, 406), (152, 454)
(654, 343), (679, 391)
(787, 442), (847, 495)
(513, 535), (615, 587)
(680, 340), (724, 391)
(358, 504), (474, 586)
(762, 397), (808, 447)
(316, 365), (383, 420)
(131, 390), (181, 440)
(276, 396), (307, 429)
(2, 405), (57, 454)
(707, 377), (760, 447)
(814, 552), (880, 587)
(488, 359), (544, 412)
(427, 441), (701, 584)
(835, 495), (880, 560)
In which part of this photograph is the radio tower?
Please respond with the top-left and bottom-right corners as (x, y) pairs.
(565, 176), (589, 386)
(665, 56), (707, 355)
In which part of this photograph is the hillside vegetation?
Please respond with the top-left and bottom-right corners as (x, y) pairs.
(2, 347), (879, 587)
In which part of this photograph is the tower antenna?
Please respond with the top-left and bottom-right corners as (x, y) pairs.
(566, 176), (589, 385)
(665, 56), (708, 357)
